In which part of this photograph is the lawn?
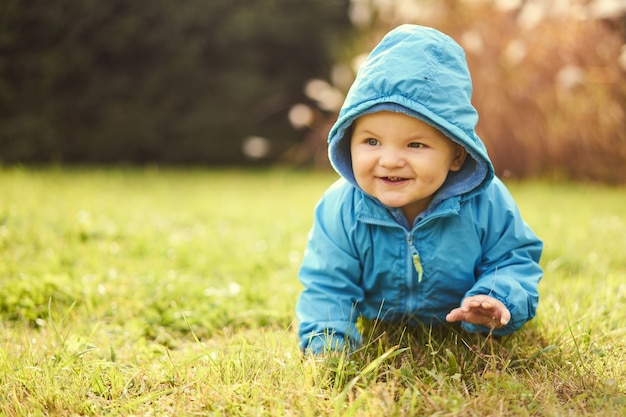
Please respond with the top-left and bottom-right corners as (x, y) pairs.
(0, 167), (624, 416)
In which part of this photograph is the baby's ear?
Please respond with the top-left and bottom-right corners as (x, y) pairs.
(450, 145), (467, 172)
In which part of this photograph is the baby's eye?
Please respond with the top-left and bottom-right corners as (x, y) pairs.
(366, 138), (379, 146)
(408, 142), (424, 148)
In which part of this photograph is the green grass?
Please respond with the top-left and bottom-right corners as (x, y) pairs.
(0, 167), (624, 416)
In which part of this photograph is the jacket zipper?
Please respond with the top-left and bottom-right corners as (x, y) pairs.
(407, 233), (423, 283)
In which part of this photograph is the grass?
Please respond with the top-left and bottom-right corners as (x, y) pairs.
(0, 167), (624, 416)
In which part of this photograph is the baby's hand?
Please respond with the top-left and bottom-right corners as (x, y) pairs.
(446, 295), (511, 329)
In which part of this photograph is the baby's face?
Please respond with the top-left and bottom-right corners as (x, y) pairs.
(350, 111), (466, 222)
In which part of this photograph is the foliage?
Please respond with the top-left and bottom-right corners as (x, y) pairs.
(314, 0), (626, 183)
(0, 168), (624, 416)
(0, 0), (351, 164)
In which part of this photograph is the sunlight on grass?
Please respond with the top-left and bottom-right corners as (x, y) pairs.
(0, 168), (624, 416)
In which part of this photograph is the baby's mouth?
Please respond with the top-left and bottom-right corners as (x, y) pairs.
(380, 176), (409, 183)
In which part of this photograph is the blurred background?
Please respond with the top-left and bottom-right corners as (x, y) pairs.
(1, 0), (625, 182)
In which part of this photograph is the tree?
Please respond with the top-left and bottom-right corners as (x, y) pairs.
(0, 0), (352, 164)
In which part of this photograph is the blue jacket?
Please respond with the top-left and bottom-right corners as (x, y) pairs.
(296, 25), (543, 353)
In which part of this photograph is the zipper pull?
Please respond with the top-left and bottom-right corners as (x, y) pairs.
(413, 251), (423, 283)
(407, 234), (424, 283)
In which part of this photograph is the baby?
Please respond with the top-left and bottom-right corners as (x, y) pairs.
(296, 25), (543, 354)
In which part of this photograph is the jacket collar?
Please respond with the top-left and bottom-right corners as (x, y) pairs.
(355, 189), (461, 230)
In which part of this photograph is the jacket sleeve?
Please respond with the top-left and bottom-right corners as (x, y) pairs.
(296, 184), (365, 354)
(462, 178), (543, 336)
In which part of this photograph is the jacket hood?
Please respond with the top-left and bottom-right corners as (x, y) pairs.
(328, 24), (494, 206)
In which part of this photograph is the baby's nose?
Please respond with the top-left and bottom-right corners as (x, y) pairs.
(379, 149), (406, 167)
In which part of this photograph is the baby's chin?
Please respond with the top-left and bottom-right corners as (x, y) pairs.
(381, 196), (432, 216)
(373, 193), (415, 208)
